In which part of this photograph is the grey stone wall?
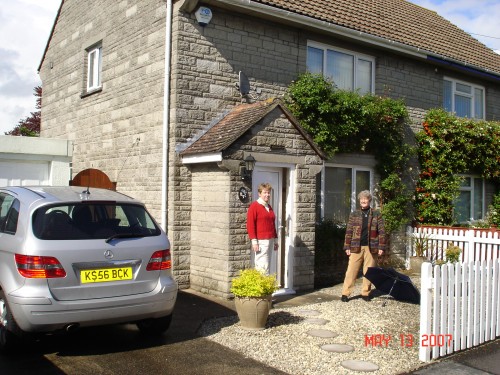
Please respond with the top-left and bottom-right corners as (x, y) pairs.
(189, 165), (232, 298)
(39, 0), (167, 220)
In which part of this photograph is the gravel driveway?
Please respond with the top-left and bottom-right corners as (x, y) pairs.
(199, 276), (424, 375)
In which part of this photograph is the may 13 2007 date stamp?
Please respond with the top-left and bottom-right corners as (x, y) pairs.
(364, 334), (453, 348)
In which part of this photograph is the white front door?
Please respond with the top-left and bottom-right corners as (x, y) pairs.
(252, 166), (295, 293)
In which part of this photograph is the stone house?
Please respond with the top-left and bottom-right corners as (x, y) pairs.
(38, 0), (500, 297)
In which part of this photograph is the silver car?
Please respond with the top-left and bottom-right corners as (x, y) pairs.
(0, 186), (177, 351)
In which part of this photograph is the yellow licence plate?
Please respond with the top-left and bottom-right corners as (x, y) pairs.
(81, 267), (133, 284)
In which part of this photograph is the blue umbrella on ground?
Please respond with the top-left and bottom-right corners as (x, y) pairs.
(364, 267), (420, 304)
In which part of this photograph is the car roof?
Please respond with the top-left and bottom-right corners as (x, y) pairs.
(0, 186), (139, 205)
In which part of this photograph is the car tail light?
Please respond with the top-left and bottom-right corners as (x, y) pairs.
(146, 249), (171, 271)
(15, 254), (66, 278)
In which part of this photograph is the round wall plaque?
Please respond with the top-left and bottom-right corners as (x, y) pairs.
(238, 187), (249, 203)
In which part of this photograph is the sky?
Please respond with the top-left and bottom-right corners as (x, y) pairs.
(0, 0), (499, 135)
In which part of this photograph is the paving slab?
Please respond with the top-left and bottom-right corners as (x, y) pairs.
(341, 359), (379, 372)
(307, 329), (338, 338)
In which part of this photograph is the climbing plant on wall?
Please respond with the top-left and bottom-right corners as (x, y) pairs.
(284, 73), (413, 233)
(415, 109), (500, 225)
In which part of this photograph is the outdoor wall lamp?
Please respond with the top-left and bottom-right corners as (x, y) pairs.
(240, 154), (256, 181)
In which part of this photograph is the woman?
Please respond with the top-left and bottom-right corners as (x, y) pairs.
(246, 182), (278, 275)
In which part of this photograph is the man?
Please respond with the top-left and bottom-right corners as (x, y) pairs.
(341, 190), (386, 302)
(246, 182), (278, 275)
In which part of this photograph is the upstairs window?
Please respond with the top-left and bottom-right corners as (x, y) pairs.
(443, 78), (484, 119)
(307, 42), (374, 94)
(86, 44), (102, 92)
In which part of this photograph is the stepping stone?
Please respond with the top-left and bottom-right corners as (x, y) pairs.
(303, 318), (329, 325)
(341, 360), (379, 372)
(307, 329), (338, 338)
(296, 309), (321, 316)
(321, 344), (354, 353)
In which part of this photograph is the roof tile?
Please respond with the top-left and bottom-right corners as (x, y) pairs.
(253, 0), (500, 75)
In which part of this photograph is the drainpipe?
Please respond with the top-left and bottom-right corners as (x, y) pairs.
(161, 0), (173, 231)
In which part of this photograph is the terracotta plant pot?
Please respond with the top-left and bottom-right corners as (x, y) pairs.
(410, 256), (427, 274)
(234, 295), (272, 330)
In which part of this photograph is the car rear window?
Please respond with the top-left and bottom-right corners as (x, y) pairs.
(32, 203), (161, 240)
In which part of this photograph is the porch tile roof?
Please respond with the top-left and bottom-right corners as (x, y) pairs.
(179, 98), (324, 157)
(252, 0), (500, 76)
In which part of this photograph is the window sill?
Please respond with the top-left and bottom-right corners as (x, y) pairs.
(81, 87), (102, 99)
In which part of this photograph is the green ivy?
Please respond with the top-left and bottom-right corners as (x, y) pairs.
(415, 109), (500, 225)
(285, 73), (413, 233)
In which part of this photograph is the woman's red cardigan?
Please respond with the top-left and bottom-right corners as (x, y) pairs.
(246, 201), (278, 240)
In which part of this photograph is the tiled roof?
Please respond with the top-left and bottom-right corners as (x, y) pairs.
(251, 0), (500, 76)
(180, 98), (324, 157)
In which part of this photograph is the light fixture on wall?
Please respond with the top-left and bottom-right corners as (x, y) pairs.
(240, 154), (256, 181)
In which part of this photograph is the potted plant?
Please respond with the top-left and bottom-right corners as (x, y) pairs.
(230, 269), (279, 330)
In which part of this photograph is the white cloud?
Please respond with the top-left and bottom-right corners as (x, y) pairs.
(409, 0), (500, 53)
(0, 0), (60, 134)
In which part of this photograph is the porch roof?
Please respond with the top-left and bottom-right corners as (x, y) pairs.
(179, 98), (325, 158)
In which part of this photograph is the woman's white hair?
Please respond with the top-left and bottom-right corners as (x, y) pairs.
(357, 190), (372, 201)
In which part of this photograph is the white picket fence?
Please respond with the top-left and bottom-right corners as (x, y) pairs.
(406, 226), (500, 263)
(419, 259), (500, 362)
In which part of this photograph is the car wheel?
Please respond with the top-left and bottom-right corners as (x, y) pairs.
(136, 314), (172, 336)
(0, 290), (22, 353)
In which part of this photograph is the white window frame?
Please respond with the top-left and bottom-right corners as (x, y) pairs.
(307, 41), (375, 94)
(443, 77), (485, 120)
(86, 45), (102, 92)
(320, 164), (374, 221)
(455, 175), (485, 222)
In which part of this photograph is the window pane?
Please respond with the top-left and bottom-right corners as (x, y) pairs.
(307, 46), (323, 75)
(460, 177), (471, 188)
(355, 171), (370, 208)
(455, 191), (471, 222)
(455, 94), (471, 118)
(4, 199), (19, 234)
(443, 80), (452, 112)
(474, 88), (484, 119)
(456, 82), (471, 94)
(33, 203), (160, 240)
(473, 178), (483, 219)
(327, 50), (353, 90)
(357, 59), (372, 94)
(88, 51), (96, 88)
(87, 46), (102, 90)
(324, 167), (352, 222)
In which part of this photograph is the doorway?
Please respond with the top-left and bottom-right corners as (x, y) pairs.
(252, 165), (295, 294)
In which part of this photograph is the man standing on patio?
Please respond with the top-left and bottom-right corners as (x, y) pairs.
(341, 190), (386, 302)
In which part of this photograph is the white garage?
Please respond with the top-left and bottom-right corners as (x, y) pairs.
(0, 136), (73, 187)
